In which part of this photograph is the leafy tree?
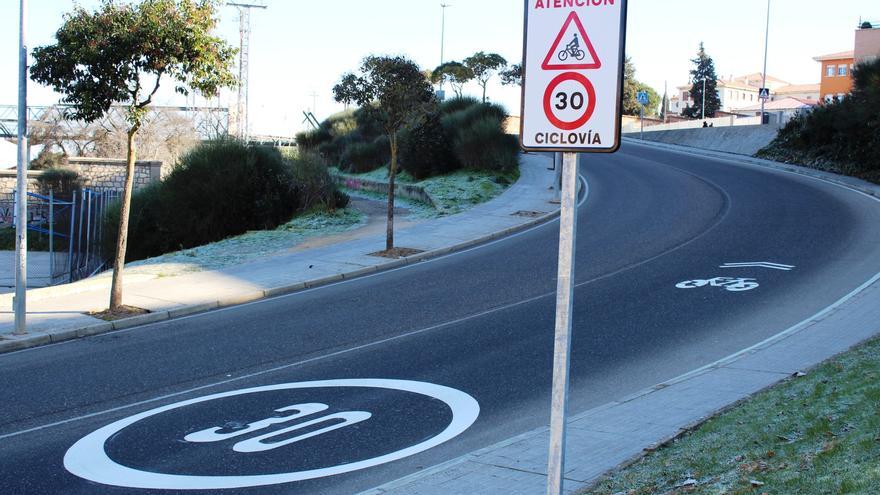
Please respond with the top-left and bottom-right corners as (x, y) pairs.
(31, 0), (236, 311)
(333, 56), (436, 251)
(464, 52), (507, 103)
(499, 63), (522, 87)
(431, 62), (474, 98)
(622, 56), (640, 115)
(636, 83), (661, 116)
(684, 42), (721, 119)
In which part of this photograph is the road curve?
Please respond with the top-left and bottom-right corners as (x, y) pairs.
(1, 142), (879, 494)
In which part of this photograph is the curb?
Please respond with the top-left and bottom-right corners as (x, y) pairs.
(0, 179), (567, 356)
(622, 137), (880, 198)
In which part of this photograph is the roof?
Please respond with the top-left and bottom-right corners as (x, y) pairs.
(738, 97), (817, 112)
(731, 73), (790, 87)
(813, 51), (855, 61)
(775, 83), (821, 94)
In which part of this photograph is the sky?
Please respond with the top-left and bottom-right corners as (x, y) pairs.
(0, 0), (876, 137)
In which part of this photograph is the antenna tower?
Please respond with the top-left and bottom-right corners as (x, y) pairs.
(228, 2), (267, 142)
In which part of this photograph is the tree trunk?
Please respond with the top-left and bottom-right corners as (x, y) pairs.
(482, 84), (487, 103)
(386, 134), (397, 251)
(109, 126), (138, 310)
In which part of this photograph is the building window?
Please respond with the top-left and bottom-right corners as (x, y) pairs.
(826, 65), (835, 77)
(838, 65), (847, 76)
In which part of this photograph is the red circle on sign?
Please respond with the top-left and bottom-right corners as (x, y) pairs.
(543, 72), (597, 131)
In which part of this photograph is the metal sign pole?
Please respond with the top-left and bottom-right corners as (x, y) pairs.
(546, 151), (579, 495)
(14, 0), (28, 336)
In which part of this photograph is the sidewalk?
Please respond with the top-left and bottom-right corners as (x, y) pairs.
(0, 153), (561, 353)
(359, 142), (880, 494)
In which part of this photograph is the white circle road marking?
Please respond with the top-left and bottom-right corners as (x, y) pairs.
(64, 379), (480, 490)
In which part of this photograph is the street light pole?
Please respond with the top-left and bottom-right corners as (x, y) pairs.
(440, 3), (451, 94)
(701, 77), (706, 120)
(760, 0), (771, 124)
(14, 0), (28, 336)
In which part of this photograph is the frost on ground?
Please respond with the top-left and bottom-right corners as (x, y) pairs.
(116, 208), (365, 277)
(335, 167), (517, 216)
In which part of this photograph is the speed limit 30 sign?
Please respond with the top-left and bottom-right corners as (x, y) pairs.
(520, 0), (628, 152)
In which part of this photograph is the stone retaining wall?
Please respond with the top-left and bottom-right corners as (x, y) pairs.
(0, 158), (166, 195)
(332, 174), (436, 208)
(624, 125), (780, 156)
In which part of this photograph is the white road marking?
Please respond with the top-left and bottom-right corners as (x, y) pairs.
(720, 262), (795, 271)
(63, 379), (480, 490)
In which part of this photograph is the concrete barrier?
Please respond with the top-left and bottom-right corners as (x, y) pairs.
(624, 125), (779, 156)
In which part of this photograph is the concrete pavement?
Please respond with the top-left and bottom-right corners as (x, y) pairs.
(0, 153), (561, 353)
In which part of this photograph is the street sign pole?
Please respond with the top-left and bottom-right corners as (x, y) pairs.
(519, 3), (626, 492)
(640, 106), (644, 140)
(547, 151), (578, 495)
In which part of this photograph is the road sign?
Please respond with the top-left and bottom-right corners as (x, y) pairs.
(520, 1), (628, 153)
(637, 90), (649, 106)
(758, 87), (770, 100)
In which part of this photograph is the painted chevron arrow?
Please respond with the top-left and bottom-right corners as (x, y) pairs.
(720, 262), (795, 271)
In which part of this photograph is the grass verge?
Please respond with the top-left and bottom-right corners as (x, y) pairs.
(581, 337), (880, 494)
(122, 207), (364, 275)
(334, 167), (520, 217)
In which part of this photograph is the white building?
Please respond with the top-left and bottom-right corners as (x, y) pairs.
(671, 73), (820, 116)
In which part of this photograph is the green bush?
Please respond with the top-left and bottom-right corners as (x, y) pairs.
(31, 149), (68, 171)
(399, 112), (460, 180)
(758, 58), (880, 180)
(103, 141), (300, 262)
(295, 127), (332, 151)
(35, 168), (82, 200)
(439, 96), (481, 115)
(340, 138), (389, 173)
(452, 116), (519, 173)
(290, 152), (349, 210)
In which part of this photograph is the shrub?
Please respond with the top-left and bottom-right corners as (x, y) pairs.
(759, 58), (880, 180)
(103, 141), (300, 262)
(295, 127), (332, 151)
(399, 112), (460, 180)
(341, 138), (389, 174)
(31, 149), (68, 170)
(290, 152), (349, 210)
(452, 116), (519, 173)
(439, 96), (481, 115)
(35, 168), (82, 199)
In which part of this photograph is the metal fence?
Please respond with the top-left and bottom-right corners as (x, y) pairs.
(4, 189), (119, 285)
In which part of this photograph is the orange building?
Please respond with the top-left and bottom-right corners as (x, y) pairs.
(813, 51), (854, 102)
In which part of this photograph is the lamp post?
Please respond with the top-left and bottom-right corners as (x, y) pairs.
(439, 4), (451, 95)
(759, 0), (771, 124)
(14, 0), (28, 336)
(701, 77), (706, 120)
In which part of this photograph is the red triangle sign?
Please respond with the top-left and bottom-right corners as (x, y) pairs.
(541, 12), (601, 71)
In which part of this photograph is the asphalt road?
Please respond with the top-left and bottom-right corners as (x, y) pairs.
(2, 142), (880, 494)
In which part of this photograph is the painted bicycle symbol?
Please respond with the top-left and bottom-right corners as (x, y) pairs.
(676, 277), (759, 292)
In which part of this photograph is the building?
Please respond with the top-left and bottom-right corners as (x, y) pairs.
(671, 73), (819, 116)
(813, 20), (880, 102)
(737, 97), (817, 125)
(813, 51), (855, 102)
(855, 21), (880, 64)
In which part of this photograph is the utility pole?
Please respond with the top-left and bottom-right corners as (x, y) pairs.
(663, 80), (668, 123)
(309, 92), (318, 117)
(439, 3), (451, 95)
(14, 0), (28, 336)
(228, 2), (267, 143)
(760, 0), (771, 125)
(702, 77), (706, 120)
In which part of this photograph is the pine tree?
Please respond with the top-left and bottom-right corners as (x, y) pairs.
(685, 42), (721, 119)
(622, 56), (640, 115)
